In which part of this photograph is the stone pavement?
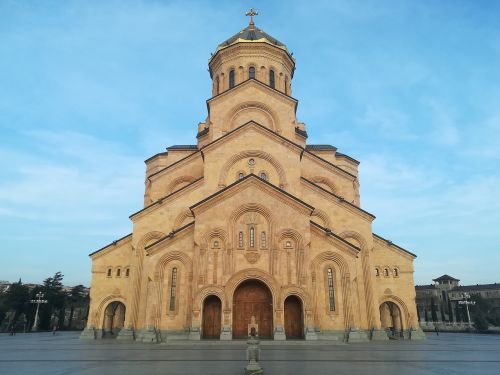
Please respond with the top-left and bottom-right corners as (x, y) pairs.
(1, 332), (499, 375)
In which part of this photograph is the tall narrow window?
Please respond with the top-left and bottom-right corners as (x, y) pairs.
(169, 267), (177, 311)
(375, 268), (380, 277)
(384, 268), (389, 277)
(116, 268), (121, 277)
(260, 172), (267, 181)
(261, 232), (267, 248)
(215, 76), (220, 95)
(327, 268), (335, 311)
(284, 76), (289, 95)
(239, 172), (245, 180)
(107, 268), (112, 277)
(239, 231), (244, 248)
(125, 268), (130, 277)
(269, 70), (275, 88)
(249, 66), (255, 79)
(249, 227), (255, 248)
(229, 69), (235, 88)
(394, 268), (399, 277)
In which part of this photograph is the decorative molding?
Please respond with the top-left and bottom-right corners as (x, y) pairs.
(244, 251), (261, 264)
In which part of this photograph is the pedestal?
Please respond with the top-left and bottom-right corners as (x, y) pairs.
(273, 326), (286, 341)
(409, 327), (426, 340)
(220, 325), (232, 341)
(347, 328), (369, 343)
(370, 328), (389, 341)
(140, 325), (158, 343)
(80, 326), (96, 340)
(188, 326), (201, 340)
(117, 326), (135, 341)
(305, 327), (318, 340)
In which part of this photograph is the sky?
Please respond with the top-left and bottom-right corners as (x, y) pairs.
(1, 0), (499, 286)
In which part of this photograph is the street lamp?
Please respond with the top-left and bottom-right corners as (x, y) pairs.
(29, 292), (48, 331)
(458, 293), (476, 329)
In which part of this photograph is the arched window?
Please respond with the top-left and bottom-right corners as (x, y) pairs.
(260, 172), (267, 181)
(238, 172), (245, 180)
(107, 268), (112, 277)
(215, 76), (220, 95)
(249, 227), (255, 248)
(125, 268), (130, 277)
(229, 69), (235, 88)
(116, 268), (121, 277)
(393, 268), (399, 277)
(284, 76), (289, 95)
(375, 268), (380, 277)
(261, 232), (267, 248)
(213, 240), (219, 248)
(327, 268), (335, 311)
(249, 66), (255, 79)
(239, 232), (244, 248)
(269, 69), (275, 89)
(384, 268), (389, 277)
(169, 267), (177, 311)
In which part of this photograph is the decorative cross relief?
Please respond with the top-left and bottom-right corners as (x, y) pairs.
(245, 212), (260, 226)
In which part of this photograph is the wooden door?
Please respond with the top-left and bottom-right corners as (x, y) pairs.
(284, 296), (303, 339)
(202, 295), (221, 339)
(233, 280), (273, 338)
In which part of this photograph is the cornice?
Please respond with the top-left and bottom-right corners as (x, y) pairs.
(89, 233), (132, 258)
(145, 221), (195, 255)
(190, 174), (314, 217)
(373, 233), (416, 259)
(310, 221), (360, 257)
(302, 150), (357, 180)
(129, 177), (204, 221)
(146, 151), (203, 181)
(301, 177), (375, 222)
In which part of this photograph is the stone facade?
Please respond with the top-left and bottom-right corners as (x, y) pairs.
(82, 19), (424, 342)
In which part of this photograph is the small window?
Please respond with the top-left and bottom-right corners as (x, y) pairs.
(169, 267), (177, 311)
(394, 268), (399, 277)
(249, 227), (255, 248)
(284, 76), (289, 95)
(327, 268), (335, 311)
(215, 76), (220, 95)
(213, 240), (219, 248)
(269, 70), (275, 89)
(249, 66), (255, 79)
(229, 69), (235, 88)
(239, 232), (244, 248)
(384, 268), (389, 277)
(285, 240), (292, 248)
(239, 172), (245, 180)
(116, 268), (121, 277)
(261, 232), (267, 248)
(375, 268), (380, 277)
(125, 268), (130, 277)
(107, 268), (112, 277)
(260, 172), (267, 181)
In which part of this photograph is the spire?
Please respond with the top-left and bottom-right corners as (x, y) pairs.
(245, 8), (258, 29)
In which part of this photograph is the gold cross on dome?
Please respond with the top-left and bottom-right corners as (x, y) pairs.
(245, 8), (259, 25)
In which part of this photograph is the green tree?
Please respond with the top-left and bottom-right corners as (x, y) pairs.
(430, 298), (438, 322)
(3, 279), (30, 325)
(66, 285), (87, 330)
(39, 272), (65, 330)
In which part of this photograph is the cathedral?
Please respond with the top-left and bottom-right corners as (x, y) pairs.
(81, 14), (425, 342)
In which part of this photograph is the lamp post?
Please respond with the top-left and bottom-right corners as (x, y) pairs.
(30, 292), (48, 331)
(458, 293), (476, 329)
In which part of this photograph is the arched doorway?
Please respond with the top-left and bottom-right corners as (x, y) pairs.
(284, 295), (304, 339)
(379, 301), (403, 339)
(202, 295), (222, 339)
(103, 301), (126, 337)
(233, 280), (273, 339)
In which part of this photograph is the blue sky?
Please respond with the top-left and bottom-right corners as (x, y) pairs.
(1, 0), (499, 286)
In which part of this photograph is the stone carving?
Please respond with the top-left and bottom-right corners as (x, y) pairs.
(245, 252), (261, 264)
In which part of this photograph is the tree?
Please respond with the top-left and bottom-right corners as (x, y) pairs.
(3, 280), (29, 325)
(66, 285), (87, 330)
(430, 298), (438, 322)
(39, 272), (65, 330)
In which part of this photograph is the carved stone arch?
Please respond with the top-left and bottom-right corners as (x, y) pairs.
(309, 176), (338, 194)
(173, 209), (194, 230)
(280, 285), (312, 310)
(379, 295), (411, 330)
(310, 251), (353, 329)
(193, 285), (226, 312)
(276, 228), (304, 248)
(311, 208), (331, 229)
(229, 203), (274, 248)
(224, 268), (280, 310)
(167, 175), (196, 194)
(93, 294), (126, 327)
(200, 227), (230, 250)
(225, 102), (280, 133)
(137, 231), (166, 253)
(154, 250), (193, 281)
(218, 150), (288, 188)
(338, 231), (367, 250)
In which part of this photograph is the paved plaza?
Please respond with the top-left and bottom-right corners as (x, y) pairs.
(0, 332), (499, 375)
